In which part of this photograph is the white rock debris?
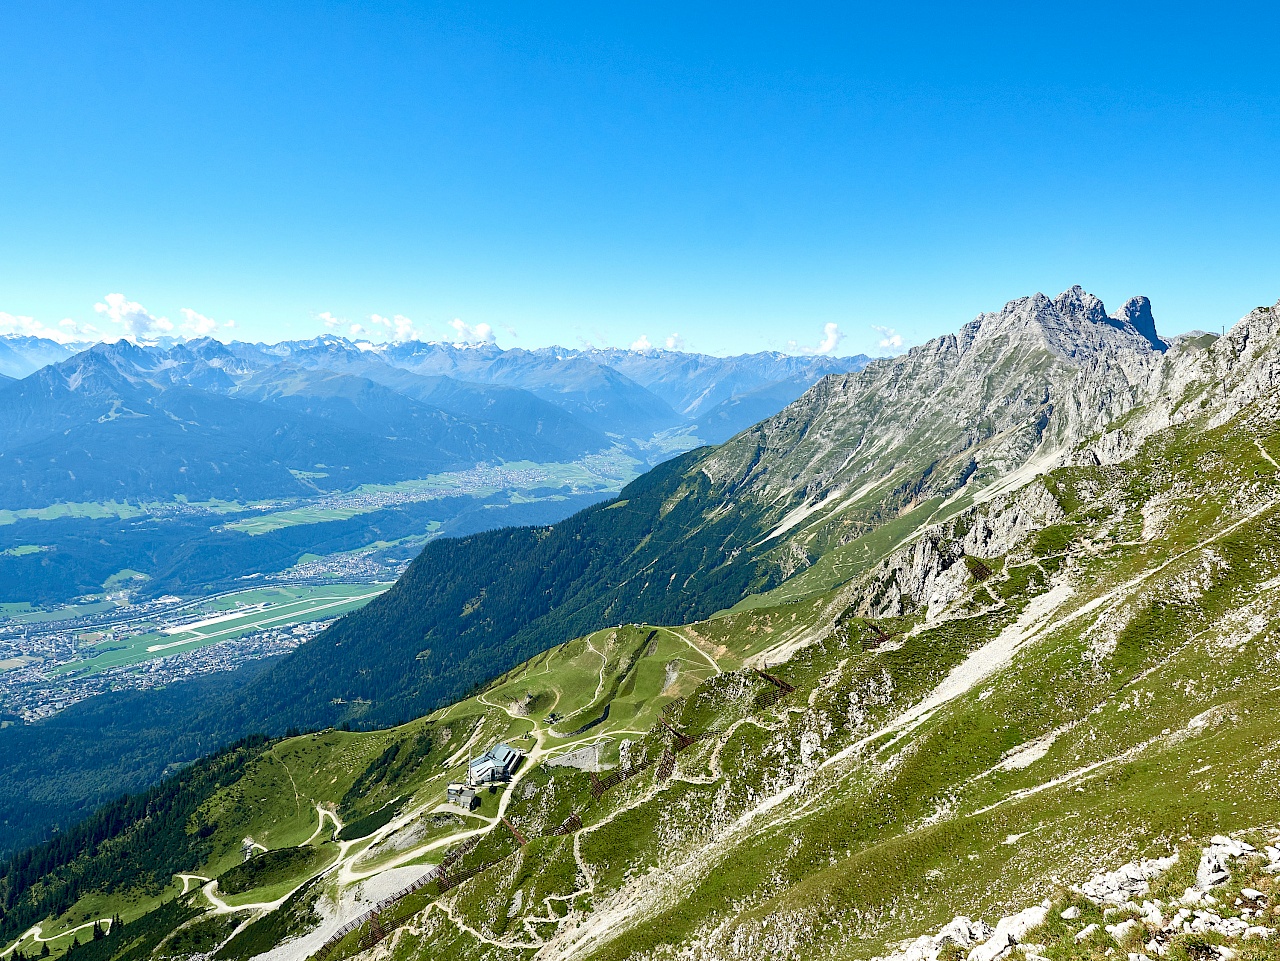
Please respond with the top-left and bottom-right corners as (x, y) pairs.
(1196, 836), (1257, 889)
(1077, 855), (1179, 904)
(887, 917), (993, 961)
(968, 905), (1050, 961)
(1075, 923), (1100, 942)
(877, 835), (1277, 961)
(1106, 919), (1141, 943)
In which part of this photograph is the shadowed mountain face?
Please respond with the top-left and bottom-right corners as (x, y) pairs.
(0, 335), (78, 379)
(194, 289), (1180, 734)
(379, 343), (873, 431)
(587, 348), (862, 417)
(383, 344), (691, 438)
(0, 345), (550, 507)
(0, 338), (866, 509)
(249, 341), (613, 459)
(9, 291), (1280, 961)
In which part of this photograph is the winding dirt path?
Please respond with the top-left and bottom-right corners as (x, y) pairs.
(177, 874), (210, 894)
(299, 804), (340, 848)
(1, 919), (114, 958)
(655, 627), (722, 675)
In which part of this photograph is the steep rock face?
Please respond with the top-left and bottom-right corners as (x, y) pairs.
(1078, 300), (1280, 465)
(844, 298), (1280, 625)
(687, 287), (1167, 577)
(845, 479), (1067, 619)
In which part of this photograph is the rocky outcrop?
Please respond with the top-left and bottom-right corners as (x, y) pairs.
(1076, 301), (1280, 466)
(693, 291), (1280, 619)
(877, 834), (1279, 961)
(685, 288), (1174, 592)
(843, 479), (1066, 619)
(1078, 856), (1180, 904)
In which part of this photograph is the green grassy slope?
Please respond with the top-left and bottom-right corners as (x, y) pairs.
(8, 392), (1278, 961)
(7, 309), (1280, 961)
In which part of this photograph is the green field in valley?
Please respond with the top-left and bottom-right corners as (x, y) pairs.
(6, 600), (119, 625)
(1, 545), (51, 557)
(60, 584), (391, 675)
(221, 457), (638, 535)
(224, 504), (377, 535)
(0, 498), (251, 526)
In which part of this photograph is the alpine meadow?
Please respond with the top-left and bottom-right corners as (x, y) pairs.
(3, 5), (1280, 961)
(6, 286), (1280, 961)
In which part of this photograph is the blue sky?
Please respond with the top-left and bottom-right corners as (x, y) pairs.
(1, 1), (1278, 355)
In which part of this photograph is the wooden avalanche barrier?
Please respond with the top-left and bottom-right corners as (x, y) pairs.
(589, 753), (657, 799)
(660, 696), (686, 720)
(501, 816), (528, 846)
(864, 622), (902, 650)
(752, 668), (796, 710)
(659, 718), (702, 751)
(436, 859), (496, 893)
(656, 749), (676, 781)
(548, 812), (582, 836)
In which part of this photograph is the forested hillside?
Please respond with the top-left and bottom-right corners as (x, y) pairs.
(0, 288), (1188, 856)
(5, 331), (1280, 960)
(223, 448), (779, 731)
(0, 737), (270, 945)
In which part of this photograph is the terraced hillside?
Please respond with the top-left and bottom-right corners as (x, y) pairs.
(5, 295), (1280, 961)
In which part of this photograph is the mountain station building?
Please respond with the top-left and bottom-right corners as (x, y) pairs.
(446, 782), (478, 810)
(468, 743), (523, 785)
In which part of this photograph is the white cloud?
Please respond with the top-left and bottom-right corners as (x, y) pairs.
(178, 307), (235, 341)
(61, 318), (100, 340)
(449, 318), (495, 344)
(630, 334), (652, 351)
(665, 332), (685, 350)
(370, 313), (424, 342)
(788, 322), (845, 356)
(86, 296), (236, 343)
(93, 293), (175, 343)
(873, 325), (904, 353)
(0, 311), (91, 344)
(319, 311), (384, 342)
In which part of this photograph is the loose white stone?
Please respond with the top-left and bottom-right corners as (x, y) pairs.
(968, 906), (1048, 961)
(1076, 924), (1101, 942)
(1106, 919), (1141, 943)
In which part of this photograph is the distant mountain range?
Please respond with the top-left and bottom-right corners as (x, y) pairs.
(219, 287), (1188, 732)
(9, 286), (1280, 961)
(0, 335), (868, 509)
(0, 335), (79, 380)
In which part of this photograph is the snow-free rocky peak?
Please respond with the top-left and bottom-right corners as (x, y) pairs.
(688, 287), (1169, 587)
(961, 286), (1166, 360)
